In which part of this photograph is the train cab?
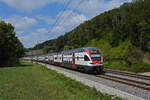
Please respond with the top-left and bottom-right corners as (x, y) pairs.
(84, 47), (104, 73)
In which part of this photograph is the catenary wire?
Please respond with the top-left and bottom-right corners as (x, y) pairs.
(48, 0), (72, 34)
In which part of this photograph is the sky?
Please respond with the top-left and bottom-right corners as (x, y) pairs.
(0, 0), (132, 48)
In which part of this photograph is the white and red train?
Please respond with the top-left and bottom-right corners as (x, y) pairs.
(25, 47), (104, 73)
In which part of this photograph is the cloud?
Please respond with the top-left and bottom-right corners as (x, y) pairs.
(51, 10), (87, 34)
(4, 16), (38, 33)
(19, 28), (54, 48)
(59, 10), (87, 28)
(78, 0), (132, 17)
(36, 15), (54, 24)
(51, 26), (65, 34)
(0, 0), (55, 12)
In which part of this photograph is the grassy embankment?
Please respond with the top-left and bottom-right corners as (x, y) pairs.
(0, 62), (122, 100)
(86, 39), (150, 73)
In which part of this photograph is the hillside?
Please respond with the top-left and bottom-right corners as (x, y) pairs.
(33, 0), (150, 72)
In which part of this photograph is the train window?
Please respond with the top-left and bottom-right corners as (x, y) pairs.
(77, 56), (79, 61)
(91, 54), (101, 61)
(84, 55), (90, 61)
(92, 57), (101, 61)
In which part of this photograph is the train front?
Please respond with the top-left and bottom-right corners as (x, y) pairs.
(85, 47), (104, 73)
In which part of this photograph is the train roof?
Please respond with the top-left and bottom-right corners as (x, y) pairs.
(61, 47), (100, 54)
(33, 47), (101, 56)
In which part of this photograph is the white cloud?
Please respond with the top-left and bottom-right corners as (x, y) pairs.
(4, 16), (38, 33)
(79, 0), (132, 17)
(75, 0), (104, 15)
(58, 10), (87, 28)
(19, 28), (55, 48)
(37, 15), (54, 24)
(36, 28), (47, 33)
(0, 0), (56, 12)
(51, 26), (65, 34)
(51, 10), (87, 34)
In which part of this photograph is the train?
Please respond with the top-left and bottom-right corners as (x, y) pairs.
(24, 47), (104, 74)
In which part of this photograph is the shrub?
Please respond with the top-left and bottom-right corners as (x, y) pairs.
(124, 45), (144, 66)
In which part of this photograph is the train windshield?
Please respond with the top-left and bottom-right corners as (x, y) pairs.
(91, 55), (101, 61)
(89, 48), (101, 61)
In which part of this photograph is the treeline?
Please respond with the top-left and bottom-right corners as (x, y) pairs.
(0, 21), (24, 67)
(34, 0), (150, 52)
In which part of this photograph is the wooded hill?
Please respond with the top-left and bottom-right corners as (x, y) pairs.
(32, 0), (150, 72)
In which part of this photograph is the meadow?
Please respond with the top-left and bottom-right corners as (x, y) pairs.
(0, 62), (122, 100)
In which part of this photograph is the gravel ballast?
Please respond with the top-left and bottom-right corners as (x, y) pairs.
(37, 62), (148, 100)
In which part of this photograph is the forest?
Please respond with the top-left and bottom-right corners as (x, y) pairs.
(0, 21), (24, 67)
(32, 0), (150, 72)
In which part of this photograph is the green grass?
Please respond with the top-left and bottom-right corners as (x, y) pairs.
(0, 62), (122, 100)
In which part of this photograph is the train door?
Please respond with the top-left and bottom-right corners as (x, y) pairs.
(61, 54), (64, 66)
(72, 53), (76, 69)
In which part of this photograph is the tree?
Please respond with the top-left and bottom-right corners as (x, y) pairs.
(0, 21), (24, 67)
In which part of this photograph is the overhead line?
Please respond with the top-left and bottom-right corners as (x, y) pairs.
(58, 0), (86, 32)
(48, 0), (72, 34)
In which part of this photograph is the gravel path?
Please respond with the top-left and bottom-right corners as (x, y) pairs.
(37, 62), (149, 100)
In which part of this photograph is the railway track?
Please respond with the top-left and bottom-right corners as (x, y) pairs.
(95, 69), (150, 91)
(104, 69), (150, 81)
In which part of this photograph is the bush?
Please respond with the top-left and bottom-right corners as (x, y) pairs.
(124, 45), (144, 66)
